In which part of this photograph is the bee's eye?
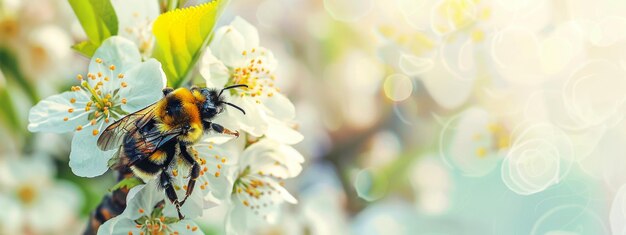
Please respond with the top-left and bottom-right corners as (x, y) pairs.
(202, 102), (217, 116)
(201, 89), (210, 97)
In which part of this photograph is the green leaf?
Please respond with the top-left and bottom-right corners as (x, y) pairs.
(68, 0), (118, 57)
(71, 41), (99, 58)
(109, 177), (143, 192)
(152, 0), (228, 88)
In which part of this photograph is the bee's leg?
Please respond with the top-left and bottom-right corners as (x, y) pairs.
(162, 87), (174, 96)
(210, 123), (239, 137)
(179, 143), (200, 205)
(159, 170), (184, 220)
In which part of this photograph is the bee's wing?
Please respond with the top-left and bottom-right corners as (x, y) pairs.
(97, 103), (158, 151)
(126, 126), (185, 166)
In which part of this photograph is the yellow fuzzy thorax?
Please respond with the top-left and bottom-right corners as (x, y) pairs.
(154, 88), (205, 144)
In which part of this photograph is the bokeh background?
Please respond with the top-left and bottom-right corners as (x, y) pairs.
(2, 0), (626, 234)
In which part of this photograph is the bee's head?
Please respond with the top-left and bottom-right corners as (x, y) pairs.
(193, 85), (247, 120)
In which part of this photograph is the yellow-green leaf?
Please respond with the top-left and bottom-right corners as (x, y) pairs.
(152, 0), (227, 88)
(71, 41), (100, 58)
(68, 0), (118, 57)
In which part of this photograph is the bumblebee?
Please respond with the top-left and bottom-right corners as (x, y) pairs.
(97, 84), (247, 219)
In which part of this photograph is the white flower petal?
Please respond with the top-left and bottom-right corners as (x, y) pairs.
(200, 49), (230, 88)
(242, 139), (303, 179)
(420, 59), (474, 109)
(125, 181), (165, 220)
(399, 54), (434, 76)
(28, 91), (90, 133)
(68, 129), (116, 177)
(97, 216), (141, 235)
(168, 220), (205, 235)
(89, 36), (141, 75)
(111, 0), (159, 51)
(230, 98), (268, 137)
(267, 178), (297, 204)
(193, 145), (237, 202)
(231, 16), (260, 49)
(118, 59), (166, 112)
(441, 107), (503, 177)
(210, 25), (246, 67)
(225, 203), (250, 235)
(264, 117), (303, 145)
(260, 92), (295, 121)
(167, 170), (218, 219)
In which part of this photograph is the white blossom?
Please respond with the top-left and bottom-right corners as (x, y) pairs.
(200, 16), (302, 144)
(28, 36), (166, 177)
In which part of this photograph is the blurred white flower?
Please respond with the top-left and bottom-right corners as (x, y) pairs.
(409, 154), (452, 215)
(225, 138), (303, 235)
(28, 36), (166, 177)
(298, 164), (350, 235)
(440, 107), (510, 176)
(200, 16), (302, 144)
(98, 181), (205, 235)
(0, 157), (82, 235)
(111, 0), (160, 58)
(501, 122), (574, 195)
(16, 24), (73, 81)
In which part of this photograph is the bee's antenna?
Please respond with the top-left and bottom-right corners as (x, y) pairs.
(221, 101), (246, 115)
(219, 84), (249, 97)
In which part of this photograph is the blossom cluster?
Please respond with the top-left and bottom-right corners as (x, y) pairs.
(24, 0), (304, 233)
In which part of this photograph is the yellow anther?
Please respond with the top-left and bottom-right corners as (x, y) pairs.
(121, 98), (127, 104)
(90, 119), (96, 125)
(76, 74), (83, 80)
(68, 108), (74, 113)
(76, 125), (83, 131)
(63, 117), (69, 121)
(97, 72), (102, 78)
(121, 82), (127, 88)
(70, 98), (76, 103)
(104, 76), (110, 81)
(92, 129), (99, 136)
(95, 58), (103, 63)
(243, 200), (249, 206)
(118, 73), (124, 79)
(214, 172), (220, 177)
(109, 65), (116, 70)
